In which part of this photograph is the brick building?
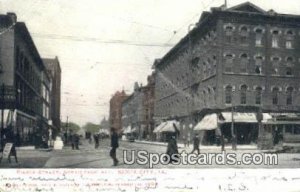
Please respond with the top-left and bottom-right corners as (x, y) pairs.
(143, 73), (156, 140)
(109, 90), (128, 133)
(153, 2), (300, 149)
(43, 57), (62, 136)
(0, 13), (52, 146)
(121, 83), (145, 140)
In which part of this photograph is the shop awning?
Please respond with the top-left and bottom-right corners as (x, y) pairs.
(194, 113), (273, 131)
(0, 109), (14, 128)
(221, 112), (257, 123)
(160, 120), (180, 132)
(194, 113), (218, 131)
(123, 126), (132, 134)
(263, 113), (300, 124)
(153, 122), (167, 133)
(131, 127), (137, 132)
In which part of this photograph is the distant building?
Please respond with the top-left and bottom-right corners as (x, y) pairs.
(100, 116), (109, 130)
(109, 90), (128, 133)
(0, 13), (52, 146)
(122, 83), (145, 139)
(43, 57), (62, 136)
(153, 2), (300, 149)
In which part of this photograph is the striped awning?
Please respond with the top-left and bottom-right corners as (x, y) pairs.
(194, 114), (218, 131)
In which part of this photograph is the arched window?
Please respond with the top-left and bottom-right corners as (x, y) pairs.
(239, 26), (249, 44)
(255, 87), (262, 105)
(254, 27), (264, 46)
(254, 55), (263, 74)
(286, 87), (294, 105)
(272, 87), (279, 105)
(271, 29), (280, 48)
(271, 56), (280, 75)
(224, 24), (235, 43)
(240, 85), (248, 104)
(224, 53), (234, 72)
(225, 85), (232, 104)
(240, 53), (248, 73)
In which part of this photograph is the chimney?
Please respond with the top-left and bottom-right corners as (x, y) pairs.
(7, 12), (17, 24)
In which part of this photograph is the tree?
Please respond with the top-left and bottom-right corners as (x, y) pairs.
(83, 122), (100, 134)
(61, 122), (81, 133)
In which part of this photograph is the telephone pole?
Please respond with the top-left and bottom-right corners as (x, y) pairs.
(1, 83), (5, 149)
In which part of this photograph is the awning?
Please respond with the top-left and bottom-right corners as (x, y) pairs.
(131, 127), (137, 132)
(263, 113), (300, 124)
(194, 112), (273, 131)
(160, 120), (180, 132)
(0, 109), (14, 128)
(123, 126), (132, 134)
(194, 113), (218, 131)
(153, 122), (167, 133)
(221, 112), (257, 123)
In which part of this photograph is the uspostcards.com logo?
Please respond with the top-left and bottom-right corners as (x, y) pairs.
(123, 150), (278, 168)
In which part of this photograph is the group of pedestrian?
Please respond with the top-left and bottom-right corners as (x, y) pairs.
(71, 133), (80, 150)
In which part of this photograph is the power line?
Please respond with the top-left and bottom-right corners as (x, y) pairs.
(31, 33), (175, 47)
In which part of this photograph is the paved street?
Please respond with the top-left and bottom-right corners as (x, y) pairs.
(1, 138), (300, 168)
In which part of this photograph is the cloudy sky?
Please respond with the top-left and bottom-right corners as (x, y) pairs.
(1, 0), (299, 126)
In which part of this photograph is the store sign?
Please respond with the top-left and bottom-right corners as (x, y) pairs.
(1, 143), (13, 161)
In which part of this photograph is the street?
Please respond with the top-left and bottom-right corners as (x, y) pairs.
(0, 138), (300, 168)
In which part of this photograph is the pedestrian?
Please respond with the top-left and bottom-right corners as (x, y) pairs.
(165, 135), (179, 164)
(4, 128), (18, 163)
(94, 134), (99, 149)
(110, 128), (119, 166)
(42, 135), (48, 148)
(74, 133), (80, 150)
(191, 134), (200, 154)
(71, 133), (76, 150)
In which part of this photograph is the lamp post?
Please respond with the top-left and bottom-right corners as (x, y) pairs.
(231, 87), (237, 150)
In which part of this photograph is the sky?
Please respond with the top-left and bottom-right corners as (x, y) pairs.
(0, 0), (300, 126)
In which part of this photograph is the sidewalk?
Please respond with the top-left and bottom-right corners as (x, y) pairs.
(132, 140), (275, 152)
(0, 147), (54, 168)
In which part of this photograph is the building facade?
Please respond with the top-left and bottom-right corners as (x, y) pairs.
(0, 13), (52, 147)
(43, 57), (62, 136)
(109, 90), (128, 133)
(143, 73), (156, 140)
(153, 2), (300, 149)
(121, 83), (145, 139)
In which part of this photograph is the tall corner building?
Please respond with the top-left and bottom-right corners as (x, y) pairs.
(153, 2), (300, 149)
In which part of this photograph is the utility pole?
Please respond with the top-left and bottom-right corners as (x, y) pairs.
(1, 83), (5, 150)
(66, 116), (69, 144)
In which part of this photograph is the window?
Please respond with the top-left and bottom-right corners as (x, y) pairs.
(240, 53), (248, 73)
(272, 87), (279, 105)
(272, 38), (279, 48)
(271, 29), (280, 48)
(225, 85), (232, 104)
(271, 56), (280, 75)
(286, 67), (292, 76)
(255, 87), (262, 105)
(224, 24), (234, 43)
(239, 26), (248, 44)
(240, 85), (247, 104)
(286, 41), (293, 49)
(254, 55), (263, 74)
(255, 28), (264, 46)
(224, 54), (234, 72)
(286, 87), (293, 105)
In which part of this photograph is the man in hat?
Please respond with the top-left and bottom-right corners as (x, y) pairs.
(191, 134), (200, 154)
